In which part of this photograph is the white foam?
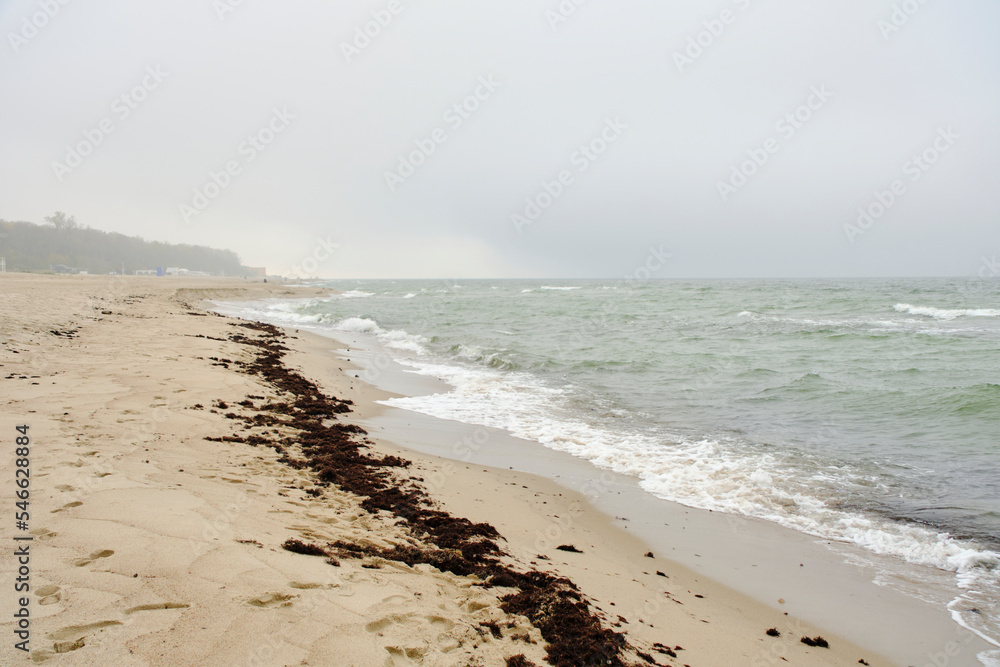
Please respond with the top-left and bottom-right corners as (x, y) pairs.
(217, 292), (1000, 647)
(333, 317), (427, 354)
(381, 357), (1000, 642)
(334, 317), (379, 333)
(979, 650), (1000, 667)
(402, 293), (416, 299)
(216, 299), (333, 326)
(335, 290), (375, 299)
(540, 285), (583, 291)
(733, 308), (999, 337)
(895, 303), (1000, 320)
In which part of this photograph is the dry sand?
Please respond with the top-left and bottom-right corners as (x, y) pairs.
(0, 274), (890, 665)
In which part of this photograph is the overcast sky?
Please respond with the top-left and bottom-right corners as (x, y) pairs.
(2, 0), (998, 278)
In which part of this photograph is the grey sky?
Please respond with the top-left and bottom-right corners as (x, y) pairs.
(2, 0), (998, 278)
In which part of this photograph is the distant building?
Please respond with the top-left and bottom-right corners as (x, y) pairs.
(135, 269), (158, 276)
(164, 267), (210, 276)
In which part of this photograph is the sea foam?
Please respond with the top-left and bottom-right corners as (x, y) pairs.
(895, 303), (1000, 320)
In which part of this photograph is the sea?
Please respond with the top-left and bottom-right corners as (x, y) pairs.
(224, 277), (1000, 661)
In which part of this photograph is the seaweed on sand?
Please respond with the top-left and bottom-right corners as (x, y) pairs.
(212, 320), (666, 667)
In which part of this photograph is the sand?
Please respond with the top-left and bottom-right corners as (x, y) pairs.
(0, 274), (892, 666)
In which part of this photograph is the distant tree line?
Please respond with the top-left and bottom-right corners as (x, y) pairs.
(0, 214), (247, 276)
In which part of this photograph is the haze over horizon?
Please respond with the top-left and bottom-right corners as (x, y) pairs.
(2, 1), (998, 280)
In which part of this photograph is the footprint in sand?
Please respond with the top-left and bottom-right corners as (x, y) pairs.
(51, 501), (83, 513)
(366, 613), (417, 634)
(462, 598), (491, 613)
(54, 484), (75, 492)
(73, 549), (114, 567)
(247, 592), (296, 608)
(380, 595), (409, 606)
(288, 581), (332, 590)
(36, 585), (62, 606)
(124, 602), (190, 614)
(32, 528), (57, 541)
(366, 613), (455, 634)
(427, 615), (455, 631)
(46, 620), (123, 654)
(386, 645), (428, 660)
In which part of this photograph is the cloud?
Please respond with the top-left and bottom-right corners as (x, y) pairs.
(1, 0), (998, 277)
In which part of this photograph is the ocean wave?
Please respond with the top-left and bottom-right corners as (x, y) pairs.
(381, 358), (1000, 642)
(334, 290), (375, 299)
(448, 343), (518, 371)
(219, 299), (333, 326)
(333, 317), (428, 354)
(221, 285), (1000, 648)
(895, 303), (1000, 320)
(540, 286), (582, 291)
(976, 649), (1000, 666)
(736, 309), (999, 339)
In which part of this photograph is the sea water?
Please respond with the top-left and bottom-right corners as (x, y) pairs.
(227, 277), (1000, 658)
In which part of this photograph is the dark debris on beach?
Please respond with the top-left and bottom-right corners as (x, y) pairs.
(800, 635), (829, 648)
(203, 319), (670, 667)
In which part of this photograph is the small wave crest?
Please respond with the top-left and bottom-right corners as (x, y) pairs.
(895, 303), (1000, 321)
(449, 343), (518, 371)
(333, 317), (428, 354)
(337, 290), (374, 299)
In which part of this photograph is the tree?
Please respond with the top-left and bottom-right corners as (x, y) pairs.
(44, 211), (78, 230)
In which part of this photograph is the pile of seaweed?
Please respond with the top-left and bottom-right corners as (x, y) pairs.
(207, 320), (667, 667)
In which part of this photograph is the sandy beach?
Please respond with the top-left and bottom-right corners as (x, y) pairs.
(0, 274), (897, 665)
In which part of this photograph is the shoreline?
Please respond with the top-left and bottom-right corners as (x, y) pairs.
(214, 285), (998, 666)
(0, 274), (964, 664)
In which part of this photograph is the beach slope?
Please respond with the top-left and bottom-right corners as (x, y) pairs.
(0, 274), (885, 666)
